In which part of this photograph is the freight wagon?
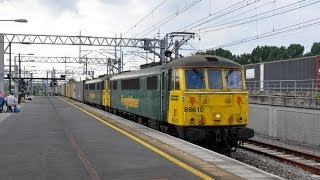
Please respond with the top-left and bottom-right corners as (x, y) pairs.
(243, 56), (320, 93)
(74, 81), (85, 102)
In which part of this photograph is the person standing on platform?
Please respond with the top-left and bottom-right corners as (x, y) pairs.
(6, 93), (16, 113)
(0, 91), (4, 113)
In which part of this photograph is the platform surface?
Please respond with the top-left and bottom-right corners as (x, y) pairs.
(0, 96), (283, 180)
(0, 97), (200, 180)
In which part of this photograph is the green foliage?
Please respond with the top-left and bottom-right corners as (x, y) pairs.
(287, 44), (304, 58)
(198, 48), (234, 60)
(68, 78), (76, 83)
(311, 42), (320, 55)
(235, 53), (251, 65)
(199, 43), (318, 65)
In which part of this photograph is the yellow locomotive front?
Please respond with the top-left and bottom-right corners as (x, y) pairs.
(168, 68), (248, 127)
(162, 55), (254, 154)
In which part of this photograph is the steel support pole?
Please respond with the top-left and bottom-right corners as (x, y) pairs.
(174, 40), (179, 59)
(9, 42), (11, 93)
(14, 57), (18, 95)
(160, 39), (165, 64)
(18, 53), (21, 104)
(30, 73), (33, 96)
(0, 34), (4, 94)
(85, 57), (88, 80)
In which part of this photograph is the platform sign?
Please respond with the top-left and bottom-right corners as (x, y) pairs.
(246, 69), (255, 79)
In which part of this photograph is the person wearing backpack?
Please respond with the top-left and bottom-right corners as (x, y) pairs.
(6, 93), (16, 113)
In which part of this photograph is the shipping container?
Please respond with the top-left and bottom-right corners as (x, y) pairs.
(65, 82), (73, 98)
(60, 83), (66, 96)
(243, 56), (320, 92)
(54, 86), (59, 95)
(74, 81), (84, 102)
(72, 83), (76, 99)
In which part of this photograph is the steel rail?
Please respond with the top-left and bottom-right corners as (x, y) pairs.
(248, 139), (320, 162)
(240, 140), (320, 175)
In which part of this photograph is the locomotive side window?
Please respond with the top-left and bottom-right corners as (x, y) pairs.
(185, 69), (205, 89)
(89, 83), (95, 90)
(101, 81), (105, 90)
(147, 76), (157, 90)
(97, 82), (100, 90)
(169, 69), (174, 91)
(121, 78), (140, 90)
(208, 69), (222, 89)
(175, 69), (180, 90)
(226, 70), (242, 89)
(112, 81), (117, 90)
(85, 84), (88, 90)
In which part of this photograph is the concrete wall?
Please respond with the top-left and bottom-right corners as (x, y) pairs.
(248, 104), (320, 146)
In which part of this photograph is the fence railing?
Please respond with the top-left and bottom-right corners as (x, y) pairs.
(246, 79), (320, 98)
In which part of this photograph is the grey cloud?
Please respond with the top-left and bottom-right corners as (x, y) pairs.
(100, 0), (129, 6)
(38, 0), (79, 14)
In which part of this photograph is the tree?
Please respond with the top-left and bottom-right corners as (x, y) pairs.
(68, 78), (76, 83)
(311, 42), (320, 55)
(200, 48), (234, 60)
(235, 53), (251, 65)
(250, 46), (262, 63)
(277, 46), (288, 60)
(214, 48), (234, 60)
(266, 46), (279, 62)
(286, 44), (304, 58)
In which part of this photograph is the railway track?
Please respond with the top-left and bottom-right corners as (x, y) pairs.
(239, 139), (320, 176)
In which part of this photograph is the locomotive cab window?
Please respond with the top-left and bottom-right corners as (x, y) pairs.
(185, 68), (205, 89)
(226, 70), (243, 89)
(175, 69), (180, 90)
(112, 81), (117, 90)
(208, 69), (222, 89)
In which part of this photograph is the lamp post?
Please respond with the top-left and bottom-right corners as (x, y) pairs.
(0, 19), (28, 94)
(0, 19), (28, 23)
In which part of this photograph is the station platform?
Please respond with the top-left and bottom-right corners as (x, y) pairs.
(0, 96), (282, 180)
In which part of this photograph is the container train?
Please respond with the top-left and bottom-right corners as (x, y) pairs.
(243, 55), (320, 91)
(56, 55), (254, 155)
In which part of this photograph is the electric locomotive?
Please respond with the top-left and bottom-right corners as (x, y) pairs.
(108, 55), (254, 154)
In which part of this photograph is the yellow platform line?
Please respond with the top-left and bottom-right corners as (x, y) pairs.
(59, 97), (213, 180)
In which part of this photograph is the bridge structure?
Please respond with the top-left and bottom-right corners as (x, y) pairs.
(0, 32), (197, 93)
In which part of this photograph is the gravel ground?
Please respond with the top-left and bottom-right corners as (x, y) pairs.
(252, 134), (320, 157)
(231, 134), (320, 180)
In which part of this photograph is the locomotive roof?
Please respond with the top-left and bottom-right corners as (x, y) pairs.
(85, 74), (112, 84)
(161, 55), (241, 70)
(110, 65), (162, 80)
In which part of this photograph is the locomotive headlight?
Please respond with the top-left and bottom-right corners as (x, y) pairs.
(225, 97), (231, 104)
(202, 96), (208, 104)
(215, 114), (221, 121)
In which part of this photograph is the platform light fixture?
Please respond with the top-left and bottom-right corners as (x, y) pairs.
(0, 19), (28, 23)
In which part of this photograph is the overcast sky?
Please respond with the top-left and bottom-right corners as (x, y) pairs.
(1, 0), (320, 79)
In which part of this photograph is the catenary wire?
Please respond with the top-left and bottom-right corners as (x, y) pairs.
(175, 0), (249, 32)
(135, 0), (203, 38)
(197, 0), (319, 33)
(205, 18), (320, 50)
(124, 0), (167, 35)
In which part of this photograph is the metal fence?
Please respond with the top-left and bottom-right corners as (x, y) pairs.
(246, 79), (320, 98)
